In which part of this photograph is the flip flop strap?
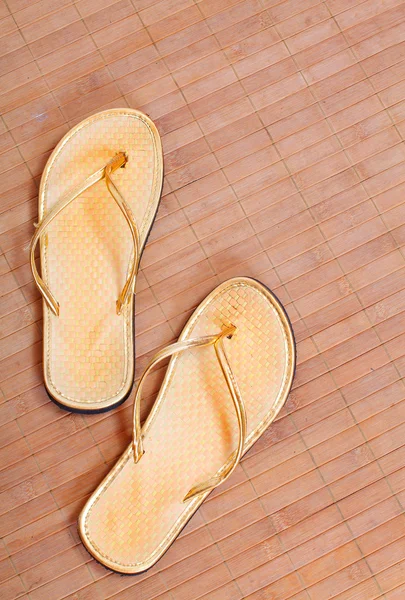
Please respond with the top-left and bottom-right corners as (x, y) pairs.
(132, 325), (247, 502)
(30, 152), (140, 316)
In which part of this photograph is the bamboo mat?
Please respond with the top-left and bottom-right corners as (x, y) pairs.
(1, 0), (405, 598)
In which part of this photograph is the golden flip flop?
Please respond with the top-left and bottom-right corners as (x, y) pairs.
(79, 277), (295, 572)
(30, 109), (163, 412)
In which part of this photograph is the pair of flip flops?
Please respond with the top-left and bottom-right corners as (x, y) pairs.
(31, 109), (296, 574)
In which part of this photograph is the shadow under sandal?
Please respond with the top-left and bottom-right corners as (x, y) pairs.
(79, 276), (296, 573)
(30, 109), (163, 413)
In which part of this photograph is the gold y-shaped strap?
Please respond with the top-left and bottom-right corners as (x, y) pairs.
(30, 153), (140, 316)
(132, 325), (247, 502)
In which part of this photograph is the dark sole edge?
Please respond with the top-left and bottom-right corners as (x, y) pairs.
(45, 365), (134, 415)
(252, 276), (298, 384)
(78, 275), (297, 574)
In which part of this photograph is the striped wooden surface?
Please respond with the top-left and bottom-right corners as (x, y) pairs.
(1, 0), (405, 598)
